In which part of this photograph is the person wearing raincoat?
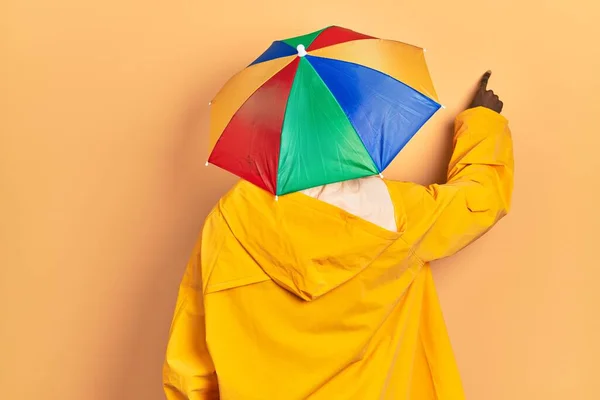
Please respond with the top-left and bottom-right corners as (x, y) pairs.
(163, 71), (513, 400)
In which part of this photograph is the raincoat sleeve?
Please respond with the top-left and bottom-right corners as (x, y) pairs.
(163, 231), (219, 400)
(401, 106), (514, 262)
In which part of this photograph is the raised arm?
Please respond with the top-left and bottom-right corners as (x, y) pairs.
(395, 71), (514, 262)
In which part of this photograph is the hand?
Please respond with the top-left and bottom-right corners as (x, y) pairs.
(469, 71), (503, 113)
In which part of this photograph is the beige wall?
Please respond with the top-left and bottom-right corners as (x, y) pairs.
(1, 0), (599, 398)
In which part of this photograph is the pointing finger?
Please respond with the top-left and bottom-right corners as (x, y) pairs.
(480, 70), (492, 91)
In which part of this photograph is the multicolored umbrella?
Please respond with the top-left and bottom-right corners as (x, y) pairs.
(207, 26), (441, 196)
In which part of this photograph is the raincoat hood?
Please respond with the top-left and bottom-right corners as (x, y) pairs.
(218, 180), (403, 301)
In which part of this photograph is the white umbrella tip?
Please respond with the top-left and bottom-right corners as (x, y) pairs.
(297, 44), (307, 57)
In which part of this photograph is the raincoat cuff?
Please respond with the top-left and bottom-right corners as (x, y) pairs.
(454, 107), (509, 143)
(456, 106), (508, 124)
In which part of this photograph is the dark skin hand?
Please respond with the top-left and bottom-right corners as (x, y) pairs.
(469, 70), (503, 114)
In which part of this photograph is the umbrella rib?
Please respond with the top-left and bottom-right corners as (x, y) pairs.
(305, 56), (381, 174)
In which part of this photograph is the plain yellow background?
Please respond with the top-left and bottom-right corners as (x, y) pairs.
(1, 0), (599, 399)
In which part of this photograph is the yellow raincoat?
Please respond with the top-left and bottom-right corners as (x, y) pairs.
(163, 107), (514, 399)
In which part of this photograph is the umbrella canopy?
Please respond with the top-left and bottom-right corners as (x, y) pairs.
(208, 26), (441, 196)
